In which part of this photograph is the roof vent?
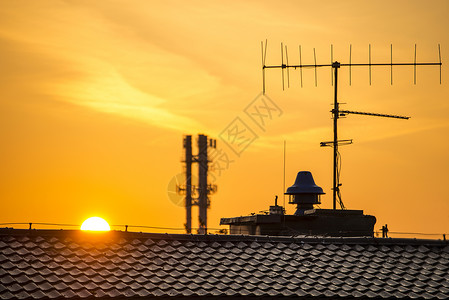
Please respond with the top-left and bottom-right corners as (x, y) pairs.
(285, 171), (325, 215)
(269, 196), (284, 215)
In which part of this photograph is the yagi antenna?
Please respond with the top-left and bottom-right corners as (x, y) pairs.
(349, 44), (352, 86)
(331, 44), (334, 86)
(313, 48), (318, 87)
(369, 44), (372, 85)
(439, 44), (442, 84)
(414, 44), (417, 85)
(338, 110), (409, 120)
(281, 42), (285, 90)
(279, 44), (291, 89)
(261, 41), (442, 210)
(261, 39), (268, 94)
(390, 44), (393, 85)
(263, 42), (442, 86)
(299, 45), (303, 88)
(285, 45), (290, 88)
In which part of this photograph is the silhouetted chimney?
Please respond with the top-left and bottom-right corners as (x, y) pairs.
(285, 171), (324, 215)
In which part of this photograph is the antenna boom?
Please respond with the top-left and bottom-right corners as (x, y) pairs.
(339, 110), (410, 119)
(264, 62), (442, 69)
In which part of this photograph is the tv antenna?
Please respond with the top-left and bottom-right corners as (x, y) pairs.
(261, 41), (442, 210)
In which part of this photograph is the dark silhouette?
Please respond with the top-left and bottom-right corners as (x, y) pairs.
(382, 224), (389, 238)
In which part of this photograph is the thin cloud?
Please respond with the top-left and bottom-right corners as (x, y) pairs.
(50, 65), (203, 132)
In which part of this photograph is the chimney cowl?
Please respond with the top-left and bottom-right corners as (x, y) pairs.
(285, 171), (324, 214)
(285, 171), (325, 195)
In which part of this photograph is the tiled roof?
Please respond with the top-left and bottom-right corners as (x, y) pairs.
(0, 229), (448, 299)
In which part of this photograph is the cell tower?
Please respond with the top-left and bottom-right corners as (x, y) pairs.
(261, 41), (442, 210)
(177, 134), (217, 234)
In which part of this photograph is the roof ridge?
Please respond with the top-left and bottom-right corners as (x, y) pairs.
(0, 228), (447, 246)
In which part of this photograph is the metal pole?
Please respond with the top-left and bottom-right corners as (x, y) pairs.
(185, 135), (192, 233)
(332, 62), (340, 210)
(283, 140), (286, 208)
(198, 134), (208, 234)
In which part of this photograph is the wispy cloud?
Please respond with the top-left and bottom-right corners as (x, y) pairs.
(49, 62), (203, 132)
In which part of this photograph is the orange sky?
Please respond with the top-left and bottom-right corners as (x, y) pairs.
(1, 0), (448, 237)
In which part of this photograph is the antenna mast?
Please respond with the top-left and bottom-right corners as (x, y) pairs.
(262, 42), (442, 210)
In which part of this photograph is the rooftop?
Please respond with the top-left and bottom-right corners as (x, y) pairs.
(1, 228), (448, 299)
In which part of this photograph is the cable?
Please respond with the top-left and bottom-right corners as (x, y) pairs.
(111, 225), (186, 231)
(335, 149), (346, 209)
(1, 222), (446, 239)
(0, 222), (79, 227)
(387, 231), (446, 236)
(0, 222), (226, 232)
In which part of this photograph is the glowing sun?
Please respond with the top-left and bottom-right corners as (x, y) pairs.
(81, 217), (111, 231)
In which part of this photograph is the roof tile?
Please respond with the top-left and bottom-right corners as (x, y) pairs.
(29, 289), (47, 299)
(7, 283), (23, 293)
(1, 230), (449, 299)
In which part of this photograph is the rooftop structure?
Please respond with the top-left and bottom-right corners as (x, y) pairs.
(221, 171), (376, 237)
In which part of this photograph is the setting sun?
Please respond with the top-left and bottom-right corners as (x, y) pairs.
(81, 217), (111, 231)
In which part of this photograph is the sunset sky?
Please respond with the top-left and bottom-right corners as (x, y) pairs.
(1, 0), (448, 237)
